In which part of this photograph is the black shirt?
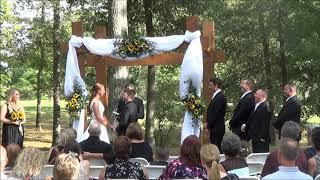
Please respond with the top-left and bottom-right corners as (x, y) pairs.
(130, 141), (154, 162)
(80, 136), (113, 154)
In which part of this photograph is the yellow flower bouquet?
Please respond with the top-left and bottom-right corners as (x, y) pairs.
(10, 110), (25, 125)
(65, 79), (88, 125)
(112, 36), (154, 59)
(182, 80), (206, 127)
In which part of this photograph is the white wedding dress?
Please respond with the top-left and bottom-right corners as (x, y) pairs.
(79, 100), (110, 144)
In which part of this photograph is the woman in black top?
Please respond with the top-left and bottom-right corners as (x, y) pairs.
(220, 133), (248, 173)
(126, 122), (154, 162)
(0, 89), (25, 148)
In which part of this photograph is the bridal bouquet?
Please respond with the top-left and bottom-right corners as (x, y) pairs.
(182, 80), (206, 127)
(10, 110), (25, 125)
(112, 36), (154, 59)
(65, 79), (88, 125)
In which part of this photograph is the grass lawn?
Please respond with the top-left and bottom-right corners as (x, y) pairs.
(0, 99), (69, 151)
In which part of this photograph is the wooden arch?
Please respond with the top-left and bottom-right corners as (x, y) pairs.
(64, 16), (225, 138)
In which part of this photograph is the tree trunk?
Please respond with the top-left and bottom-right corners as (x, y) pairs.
(36, 4), (45, 131)
(52, 0), (61, 146)
(107, 0), (129, 121)
(258, 6), (275, 144)
(143, 0), (155, 145)
(278, 2), (288, 102)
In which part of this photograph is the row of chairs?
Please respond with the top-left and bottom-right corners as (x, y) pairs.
(40, 161), (264, 179)
(169, 152), (270, 164)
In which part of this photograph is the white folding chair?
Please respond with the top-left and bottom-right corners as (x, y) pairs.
(40, 165), (54, 177)
(89, 165), (104, 179)
(246, 153), (269, 164)
(168, 155), (179, 162)
(315, 173), (320, 180)
(239, 176), (259, 180)
(247, 162), (264, 176)
(129, 157), (149, 166)
(145, 165), (166, 180)
(89, 158), (106, 166)
(219, 154), (226, 162)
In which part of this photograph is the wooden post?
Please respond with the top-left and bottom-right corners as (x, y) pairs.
(94, 26), (108, 108)
(72, 22), (86, 77)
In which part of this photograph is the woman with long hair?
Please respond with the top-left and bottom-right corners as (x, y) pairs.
(159, 135), (207, 179)
(0, 88), (25, 148)
(80, 83), (111, 143)
(200, 144), (239, 180)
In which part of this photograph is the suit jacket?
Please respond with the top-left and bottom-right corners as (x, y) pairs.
(206, 91), (227, 134)
(117, 96), (144, 120)
(229, 92), (255, 139)
(273, 96), (302, 134)
(246, 101), (271, 143)
(119, 101), (138, 126)
(133, 97), (144, 119)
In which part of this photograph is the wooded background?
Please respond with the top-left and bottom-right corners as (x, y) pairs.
(1, 0), (319, 147)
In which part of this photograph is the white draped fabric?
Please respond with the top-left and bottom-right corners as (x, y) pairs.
(72, 109), (85, 142)
(64, 31), (203, 144)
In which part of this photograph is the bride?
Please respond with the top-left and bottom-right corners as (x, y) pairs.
(80, 83), (111, 143)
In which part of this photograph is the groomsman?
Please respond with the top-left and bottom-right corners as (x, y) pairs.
(241, 89), (271, 153)
(206, 78), (227, 151)
(229, 78), (255, 140)
(273, 82), (302, 138)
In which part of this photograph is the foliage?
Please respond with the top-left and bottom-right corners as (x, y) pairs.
(112, 37), (155, 58)
(182, 80), (206, 127)
(65, 79), (88, 126)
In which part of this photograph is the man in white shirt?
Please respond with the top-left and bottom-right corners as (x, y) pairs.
(241, 89), (271, 153)
(273, 82), (302, 138)
(262, 138), (312, 180)
(229, 78), (255, 140)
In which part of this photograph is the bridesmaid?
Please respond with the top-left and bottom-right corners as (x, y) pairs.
(0, 88), (25, 148)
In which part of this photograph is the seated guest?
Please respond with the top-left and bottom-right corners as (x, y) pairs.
(307, 126), (320, 178)
(262, 138), (312, 180)
(126, 122), (153, 162)
(64, 140), (90, 180)
(80, 122), (114, 164)
(261, 121), (308, 177)
(304, 124), (317, 160)
(159, 135), (207, 179)
(0, 145), (9, 179)
(11, 147), (46, 179)
(53, 153), (80, 180)
(220, 133), (249, 177)
(48, 128), (77, 164)
(239, 140), (251, 158)
(5, 143), (21, 170)
(150, 147), (169, 166)
(98, 136), (148, 179)
(200, 144), (239, 180)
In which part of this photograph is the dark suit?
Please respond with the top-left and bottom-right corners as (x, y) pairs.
(206, 91), (227, 151)
(246, 101), (271, 153)
(273, 96), (302, 138)
(117, 97), (144, 120)
(229, 92), (255, 140)
(117, 101), (138, 136)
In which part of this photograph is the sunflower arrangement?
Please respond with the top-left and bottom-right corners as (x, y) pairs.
(10, 110), (25, 125)
(65, 79), (88, 125)
(182, 80), (206, 127)
(112, 37), (154, 59)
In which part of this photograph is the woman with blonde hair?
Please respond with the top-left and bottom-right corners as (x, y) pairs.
(53, 153), (80, 180)
(200, 144), (239, 180)
(0, 88), (25, 148)
(11, 147), (46, 179)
